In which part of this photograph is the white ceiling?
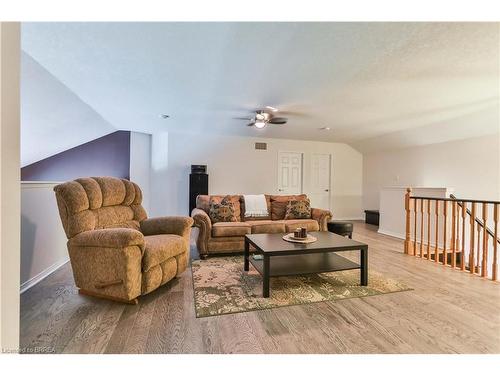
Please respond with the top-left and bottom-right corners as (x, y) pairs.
(21, 22), (500, 153)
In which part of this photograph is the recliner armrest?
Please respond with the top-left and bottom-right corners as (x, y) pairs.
(140, 216), (194, 237)
(69, 228), (145, 248)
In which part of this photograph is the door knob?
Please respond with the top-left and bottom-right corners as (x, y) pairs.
(325, 189), (329, 192)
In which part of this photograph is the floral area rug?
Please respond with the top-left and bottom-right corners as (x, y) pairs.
(191, 256), (411, 318)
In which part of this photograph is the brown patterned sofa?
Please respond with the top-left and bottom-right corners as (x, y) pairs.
(191, 194), (332, 258)
(54, 176), (193, 304)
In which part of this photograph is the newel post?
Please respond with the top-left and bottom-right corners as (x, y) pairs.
(404, 187), (412, 254)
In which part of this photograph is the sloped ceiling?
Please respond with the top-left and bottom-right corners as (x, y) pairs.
(21, 51), (116, 166)
(21, 22), (500, 154)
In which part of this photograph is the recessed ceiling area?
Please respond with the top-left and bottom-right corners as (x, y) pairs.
(21, 22), (499, 155)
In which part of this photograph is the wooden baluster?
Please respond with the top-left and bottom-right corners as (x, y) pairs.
(493, 203), (498, 281)
(427, 199), (431, 260)
(481, 203), (488, 278)
(443, 200), (448, 265)
(470, 203), (476, 273)
(435, 200), (440, 263)
(476, 222), (481, 274)
(461, 202), (466, 271)
(451, 201), (457, 268)
(404, 188), (412, 255)
(420, 199), (424, 257)
(413, 198), (418, 256)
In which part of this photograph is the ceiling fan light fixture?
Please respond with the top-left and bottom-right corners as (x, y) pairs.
(254, 121), (267, 129)
(256, 113), (266, 121)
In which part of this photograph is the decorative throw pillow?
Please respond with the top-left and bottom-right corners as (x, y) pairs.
(284, 199), (312, 220)
(270, 194), (308, 220)
(209, 196), (238, 223)
(209, 195), (241, 220)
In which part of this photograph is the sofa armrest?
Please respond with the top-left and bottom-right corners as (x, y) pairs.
(191, 208), (212, 257)
(140, 216), (194, 237)
(69, 228), (145, 249)
(311, 208), (332, 231)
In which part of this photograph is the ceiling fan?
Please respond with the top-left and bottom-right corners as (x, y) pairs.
(234, 106), (288, 129)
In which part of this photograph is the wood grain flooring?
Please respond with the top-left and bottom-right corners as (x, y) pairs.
(20, 222), (500, 353)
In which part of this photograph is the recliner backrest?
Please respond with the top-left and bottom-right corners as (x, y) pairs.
(54, 176), (147, 239)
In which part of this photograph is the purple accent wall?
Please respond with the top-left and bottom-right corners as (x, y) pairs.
(21, 131), (131, 181)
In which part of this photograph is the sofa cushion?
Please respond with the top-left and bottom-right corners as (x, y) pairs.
(246, 220), (286, 234)
(212, 222), (251, 237)
(284, 199), (312, 220)
(142, 234), (185, 271)
(209, 200), (238, 223)
(283, 219), (319, 233)
(270, 194), (308, 220)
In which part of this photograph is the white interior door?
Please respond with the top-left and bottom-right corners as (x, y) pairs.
(309, 153), (331, 210)
(277, 151), (303, 194)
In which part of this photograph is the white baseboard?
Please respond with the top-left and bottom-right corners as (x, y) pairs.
(377, 229), (449, 249)
(377, 229), (406, 240)
(20, 257), (69, 294)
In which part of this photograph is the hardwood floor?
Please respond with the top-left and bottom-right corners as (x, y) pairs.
(20, 222), (500, 354)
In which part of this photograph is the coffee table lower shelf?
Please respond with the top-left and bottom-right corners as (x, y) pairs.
(248, 252), (360, 277)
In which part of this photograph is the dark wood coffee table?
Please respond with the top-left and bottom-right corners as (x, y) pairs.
(244, 231), (368, 298)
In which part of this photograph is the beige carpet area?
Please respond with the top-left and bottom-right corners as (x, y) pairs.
(191, 256), (412, 318)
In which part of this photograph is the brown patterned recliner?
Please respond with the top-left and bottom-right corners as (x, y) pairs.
(54, 176), (193, 304)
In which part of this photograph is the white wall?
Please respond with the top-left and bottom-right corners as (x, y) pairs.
(20, 182), (68, 292)
(378, 187), (453, 241)
(161, 132), (363, 219)
(149, 132), (169, 217)
(363, 135), (500, 210)
(0, 22), (21, 351)
(129, 132), (152, 213)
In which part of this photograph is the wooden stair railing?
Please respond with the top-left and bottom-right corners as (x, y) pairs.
(404, 188), (499, 281)
(450, 193), (500, 247)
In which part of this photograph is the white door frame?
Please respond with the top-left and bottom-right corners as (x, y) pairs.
(277, 151), (304, 194)
(0, 22), (21, 351)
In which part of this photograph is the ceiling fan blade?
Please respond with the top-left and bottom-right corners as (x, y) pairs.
(268, 117), (288, 124)
(276, 111), (308, 117)
(275, 104), (310, 117)
(233, 117), (253, 121)
(246, 122), (255, 127)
